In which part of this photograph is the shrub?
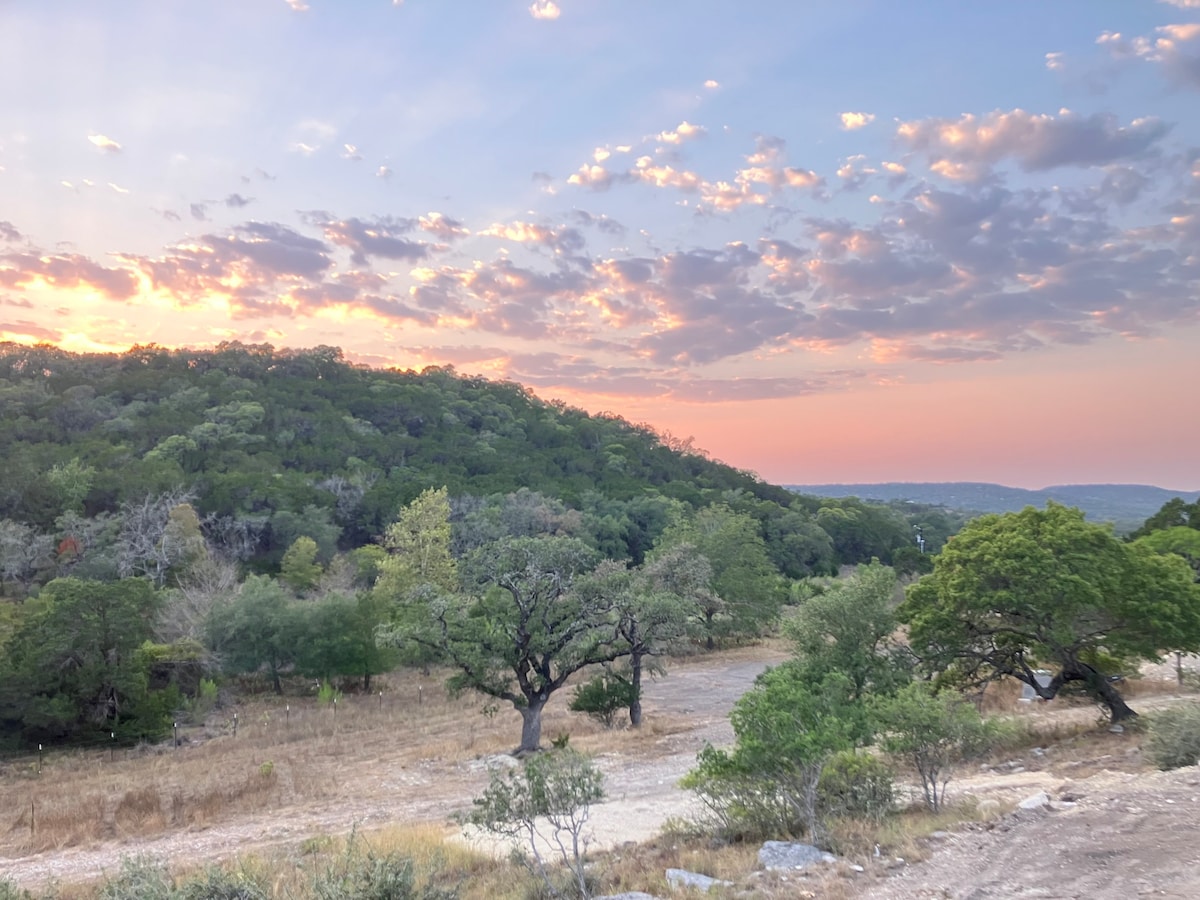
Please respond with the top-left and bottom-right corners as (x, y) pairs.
(309, 832), (456, 900)
(0, 878), (33, 900)
(177, 866), (269, 900)
(569, 672), (637, 728)
(1146, 703), (1200, 770)
(98, 855), (175, 900)
(461, 749), (604, 899)
(817, 750), (894, 823)
(681, 667), (869, 843)
(872, 683), (998, 811)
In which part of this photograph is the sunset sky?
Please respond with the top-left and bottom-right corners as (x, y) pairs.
(2, 1), (1198, 490)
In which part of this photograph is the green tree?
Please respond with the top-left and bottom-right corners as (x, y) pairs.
(0, 577), (167, 743)
(682, 666), (868, 842)
(376, 486), (458, 596)
(206, 575), (298, 694)
(1134, 527), (1200, 578)
(292, 591), (398, 690)
(386, 535), (627, 753)
(280, 536), (323, 593)
(655, 504), (783, 649)
(872, 682), (997, 811)
(784, 561), (910, 699)
(46, 457), (95, 515)
(901, 503), (1200, 723)
(568, 545), (709, 727)
(623, 544), (713, 724)
(1130, 497), (1199, 540)
(1133, 527), (1200, 684)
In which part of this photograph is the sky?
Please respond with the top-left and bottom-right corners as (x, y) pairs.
(1, 1), (1198, 491)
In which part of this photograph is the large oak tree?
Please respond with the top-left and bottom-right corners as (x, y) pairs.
(900, 503), (1200, 722)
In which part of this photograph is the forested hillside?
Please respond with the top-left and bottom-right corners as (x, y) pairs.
(0, 342), (932, 585)
(0, 342), (944, 750)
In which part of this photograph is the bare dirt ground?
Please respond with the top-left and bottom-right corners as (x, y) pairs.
(860, 763), (1200, 899)
(4, 651), (1200, 899)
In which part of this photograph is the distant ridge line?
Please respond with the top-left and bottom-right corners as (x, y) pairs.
(785, 481), (1200, 531)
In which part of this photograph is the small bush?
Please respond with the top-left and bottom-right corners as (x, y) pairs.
(1147, 703), (1200, 770)
(308, 831), (456, 900)
(98, 855), (176, 900)
(818, 750), (894, 823)
(569, 672), (637, 728)
(462, 749), (604, 900)
(0, 878), (33, 900)
(177, 866), (268, 900)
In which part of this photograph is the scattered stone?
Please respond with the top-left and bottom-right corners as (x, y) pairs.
(757, 841), (838, 871)
(1018, 791), (1051, 811)
(850, 864), (866, 873)
(1109, 724), (1125, 734)
(929, 831), (950, 841)
(665, 868), (731, 892)
(597, 894), (662, 900)
(887, 857), (907, 869)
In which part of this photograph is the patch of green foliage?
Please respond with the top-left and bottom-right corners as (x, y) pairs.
(1146, 703), (1200, 770)
(569, 671), (637, 728)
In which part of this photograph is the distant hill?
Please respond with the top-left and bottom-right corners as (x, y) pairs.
(786, 482), (1200, 533)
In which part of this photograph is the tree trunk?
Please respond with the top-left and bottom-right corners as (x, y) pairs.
(1051, 663), (1138, 724)
(1091, 672), (1138, 724)
(629, 651), (644, 728)
(517, 700), (546, 754)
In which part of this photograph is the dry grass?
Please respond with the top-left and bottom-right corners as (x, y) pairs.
(0, 667), (547, 856)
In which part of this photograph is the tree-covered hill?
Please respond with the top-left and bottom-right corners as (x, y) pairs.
(0, 342), (928, 588)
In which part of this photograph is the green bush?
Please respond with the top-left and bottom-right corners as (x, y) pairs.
(177, 866), (268, 900)
(872, 682), (998, 812)
(817, 750), (894, 823)
(0, 878), (34, 900)
(309, 833), (456, 900)
(1147, 703), (1200, 770)
(681, 669), (870, 842)
(98, 856), (175, 900)
(462, 749), (603, 900)
(568, 672), (637, 728)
